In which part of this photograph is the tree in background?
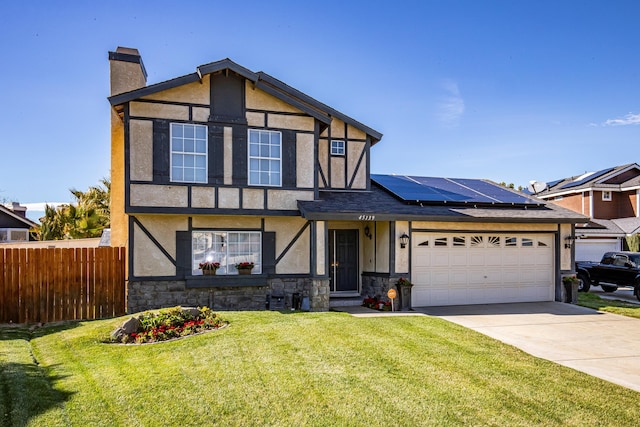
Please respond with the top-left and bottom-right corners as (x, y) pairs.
(626, 234), (640, 252)
(34, 178), (110, 240)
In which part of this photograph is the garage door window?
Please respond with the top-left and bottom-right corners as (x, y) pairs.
(506, 237), (517, 247)
(488, 236), (500, 247)
(522, 238), (533, 247)
(470, 236), (483, 247)
(435, 237), (447, 246)
(453, 236), (466, 247)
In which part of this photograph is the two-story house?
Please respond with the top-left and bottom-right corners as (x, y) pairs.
(108, 47), (585, 313)
(535, 163), (640, 261)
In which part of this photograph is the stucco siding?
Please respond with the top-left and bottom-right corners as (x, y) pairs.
(191, 187), (216, 208)
(246, 82), (302, 113)
(347, 141), (366, 189)
(218, 187), (240, 209)
(129, 101), (189, 120)
(141, 76), (210, 105)
(265, 217), (310, 274)
(192, 216), (262, 229)
(347, 124), (366, 140)
(330, 157), (346, 188)
(296, 133), (314, 188)
(267, 190), (314, 210)
(130, 184), (188, 208)
(132, 215), (188, 277)
(267, 114), (314, 131)
(246, 111), (265, 127)
(192, 107), (209, 122)
(129, 120), (153, 182)
(243, 188), (265, 209)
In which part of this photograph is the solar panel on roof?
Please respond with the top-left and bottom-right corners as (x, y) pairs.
(452, 178), (534, 204)
(546, 178), (564, 189)
(371, 174), (542, 206)
(559, 167), (615, 189)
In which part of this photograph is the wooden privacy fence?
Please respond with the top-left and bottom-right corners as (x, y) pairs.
(0, 247), (126, 324)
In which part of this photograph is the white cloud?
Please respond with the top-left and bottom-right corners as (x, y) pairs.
(603, 112), (640, 126)
(22, 202), (68, 211)
(437, 79), (465, 127)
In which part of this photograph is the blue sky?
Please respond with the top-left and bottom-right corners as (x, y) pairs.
(1, 1), (639, 220)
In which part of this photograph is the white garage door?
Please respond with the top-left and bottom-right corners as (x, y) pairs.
(575, 239), (619, 262)
(411, 233), (555, 307)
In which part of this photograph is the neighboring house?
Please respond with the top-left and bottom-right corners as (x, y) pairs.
(108, 47), (585, 312)
(0, 203), (36, 243)
(535, 163), (640, 261)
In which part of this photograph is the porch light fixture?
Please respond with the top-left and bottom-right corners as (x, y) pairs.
(364, 225), (372, 240)
(399, 233), (410, 249)
(564, 235), (576, 249)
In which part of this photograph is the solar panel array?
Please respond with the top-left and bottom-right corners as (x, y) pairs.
(371, 174), (542, 206)
(558, 167), (614, 189)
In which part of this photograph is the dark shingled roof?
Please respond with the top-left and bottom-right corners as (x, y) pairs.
(298, 185), (586, 223)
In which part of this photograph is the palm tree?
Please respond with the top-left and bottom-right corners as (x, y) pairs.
(34, 178), (111, 240)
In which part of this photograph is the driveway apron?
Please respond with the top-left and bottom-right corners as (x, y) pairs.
(419, 302), (640, 392)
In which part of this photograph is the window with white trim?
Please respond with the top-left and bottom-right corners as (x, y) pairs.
(602, 191), (612, 201)
(192, 231), (262, 275)
(331, 140), (345, 156)
(171, 123), (208, 183)
(0, 228), (28, 242)
(249, 129), (281, 186)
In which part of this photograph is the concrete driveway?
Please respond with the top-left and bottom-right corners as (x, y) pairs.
(419, 302), (640, 392)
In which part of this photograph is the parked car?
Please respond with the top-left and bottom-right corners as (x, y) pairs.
(576, 252), (640, 300)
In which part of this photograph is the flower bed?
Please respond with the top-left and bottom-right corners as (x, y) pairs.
(362, 296), (392, 311)
(111, 306), (228, 344)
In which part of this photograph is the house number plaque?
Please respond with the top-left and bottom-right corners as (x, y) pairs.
(358, 215), (375, 221)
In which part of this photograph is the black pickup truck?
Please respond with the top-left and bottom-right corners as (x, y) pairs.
(576, 252), (640, 300)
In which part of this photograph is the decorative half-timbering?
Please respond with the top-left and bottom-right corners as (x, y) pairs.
(109, 47), (585, 313)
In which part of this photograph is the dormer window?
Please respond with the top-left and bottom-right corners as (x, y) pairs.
(331, 140), (345, 156)
(602, 191), (612, 201)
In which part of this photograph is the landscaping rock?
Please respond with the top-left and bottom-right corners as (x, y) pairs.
(111, 316), (141, 342)
(181, 307), (201, 318)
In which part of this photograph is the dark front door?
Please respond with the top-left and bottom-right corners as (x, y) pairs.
(329, 229), (359, 293)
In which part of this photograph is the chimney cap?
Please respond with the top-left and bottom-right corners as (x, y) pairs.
(108, 46), (148, 80)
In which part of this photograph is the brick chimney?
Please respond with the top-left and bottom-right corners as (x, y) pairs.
(108, 46), (147, 96)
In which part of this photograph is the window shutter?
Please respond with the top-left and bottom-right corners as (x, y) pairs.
(262, 232), (276, 274)
(175, 231), (192, 278)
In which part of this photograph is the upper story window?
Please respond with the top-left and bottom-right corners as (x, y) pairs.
(171, 123), (207, 183)
(602, 191), (612, 201)
(331, 140), (345, 156)
(249, 129), (281, 186)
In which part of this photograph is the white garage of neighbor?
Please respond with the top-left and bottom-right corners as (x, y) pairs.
(411, 232), (555, 306)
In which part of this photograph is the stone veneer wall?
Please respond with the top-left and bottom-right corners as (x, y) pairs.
(361, 274), (412, 310)
(127, 277), (330, 313)
(361, 274), (393, 301)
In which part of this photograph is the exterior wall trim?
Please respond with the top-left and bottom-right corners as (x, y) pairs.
(132, 216), (176, 266)
(275, 221), (311, 265)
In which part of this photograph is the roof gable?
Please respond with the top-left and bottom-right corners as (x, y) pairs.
(0, 205), (37, 229)
(540, 163), (640, 196)
(108, 57), (381, 142)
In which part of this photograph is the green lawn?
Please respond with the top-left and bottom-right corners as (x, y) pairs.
(1, 309), (639, 426)
(578, 292), (640, 318)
